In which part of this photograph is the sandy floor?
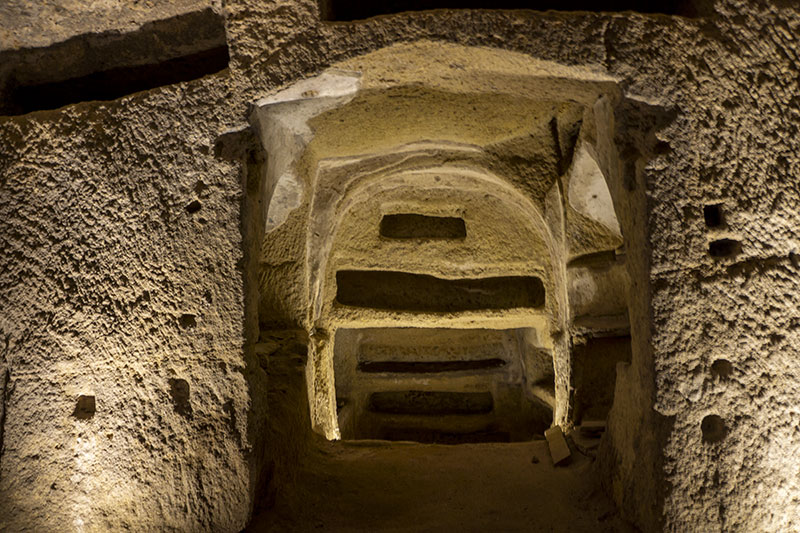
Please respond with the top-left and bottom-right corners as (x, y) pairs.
(247, 438), (637, 532)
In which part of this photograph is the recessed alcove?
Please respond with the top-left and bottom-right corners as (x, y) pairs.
(703, 204), (725, 228)
(0, 8), (229, 115)
(709, 238), (741, 258)
(380, 213), (467, 239)
(701, 414), (727, 443)
(247, 41), (661, 531)
(333, 327), (554, 443)
(573, 335), (632, 423)
(72, 395), (96, 420)
(335, 271), (546, 311)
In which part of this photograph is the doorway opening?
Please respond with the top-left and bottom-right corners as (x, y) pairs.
(245, 41), (668, 532)
(334, 327), (554, 442)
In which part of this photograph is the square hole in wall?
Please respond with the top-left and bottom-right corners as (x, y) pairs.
(380, 214), (466, 239)
(709, 238), (741, 258)
(703, 204), (725, 228)
(73, 395), (96, 420)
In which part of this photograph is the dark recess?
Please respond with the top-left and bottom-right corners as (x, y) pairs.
(701, 414), (727, 443)
(379, 427), (511, 443)
(380, 214), (467, 239)
(573, 335), (632, 423)
(336, 270), (545, 311)
(320, 0), (705, 21)
(169, 378), (193, 418)
(358, 358), (506, 373)
(7, 47), (229, 115)
(703, 204), (725, 228)
(73, 395), (96, 420)
(0, 8), (230, 115)
(708, 239), (741, 258)
(179, 314), (197, 328)
(186, 200), (203, 214)
(710, 359), (733, 379)
(368, 390), (494, 415)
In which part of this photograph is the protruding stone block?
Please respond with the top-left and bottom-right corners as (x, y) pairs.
(544, 426), (571, 466)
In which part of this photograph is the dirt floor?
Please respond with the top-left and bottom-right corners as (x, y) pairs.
(246, 438), (637, 532)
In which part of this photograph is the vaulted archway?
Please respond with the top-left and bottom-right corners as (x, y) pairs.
(248, 40), (664, 531)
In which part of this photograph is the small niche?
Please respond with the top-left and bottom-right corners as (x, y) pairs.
(710, 359), (733, 380)
(573, 336), (632, 423)
(169, 378), (193, 418)
(334, 328), (550, 443)
(701, 414), (727, 443)
(709, 239), (741, 258)
(72, 395), (96, 420)
(179, 314), (197, 328)
(703, 204), (725, 228)
(186, 200), (202, 214)
(380, 214), (466, 239)
(336, 270), (545, 311)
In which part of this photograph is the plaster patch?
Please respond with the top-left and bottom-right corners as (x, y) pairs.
(567, 142), (622, 237)
(251, 70), (362, 233)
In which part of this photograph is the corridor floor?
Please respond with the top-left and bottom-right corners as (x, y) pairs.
(246, 438), (637, 532)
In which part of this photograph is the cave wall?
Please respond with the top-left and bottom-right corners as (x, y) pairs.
(1, 0), (799, 531)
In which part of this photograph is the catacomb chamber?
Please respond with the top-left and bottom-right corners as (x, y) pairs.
(4, 2), (798, 531)
(334, 327), (555, 442)
(250, 42), (642, 449)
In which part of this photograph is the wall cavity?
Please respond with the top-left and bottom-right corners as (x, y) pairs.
(335, 271), (546, 311)
(334, 327), (553, 443)
(380, 214), (467, 239)
(0, 8), (228, 115)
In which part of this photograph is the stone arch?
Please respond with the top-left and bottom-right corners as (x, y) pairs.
(249, 42), (647, 463)
(313, 160), (563, 438)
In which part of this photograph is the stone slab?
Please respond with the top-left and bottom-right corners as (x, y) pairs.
(544, 426), (571, 466)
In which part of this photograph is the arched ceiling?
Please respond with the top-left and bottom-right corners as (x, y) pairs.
(250, 41), (625, 330)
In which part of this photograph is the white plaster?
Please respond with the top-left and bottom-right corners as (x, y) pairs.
(567, 141), (622, 237)
(251, 70), (362, 233)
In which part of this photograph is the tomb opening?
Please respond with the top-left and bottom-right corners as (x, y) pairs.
(248, 42), (650, 455)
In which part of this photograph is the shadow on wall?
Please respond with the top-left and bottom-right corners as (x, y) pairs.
(318, 0), (709, 21)
(0, 8), (229, 115)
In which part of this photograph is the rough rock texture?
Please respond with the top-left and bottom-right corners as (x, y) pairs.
(0, 75), (263, 531)
(643, 3), (800, 531)
(248, 438), (636, 532)
(0, 0), (799, 531)
(0, 0), (210, 51)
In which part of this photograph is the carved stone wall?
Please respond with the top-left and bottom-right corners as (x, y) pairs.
(1, 1), (798, 531)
